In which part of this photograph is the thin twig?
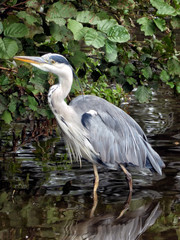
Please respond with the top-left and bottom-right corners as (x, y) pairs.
(1, 0), (31, 11)
(0, 66), (17, 73)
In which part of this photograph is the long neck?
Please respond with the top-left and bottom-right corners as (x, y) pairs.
(57, 65), (73, 101)
(48, 65), (74, 116)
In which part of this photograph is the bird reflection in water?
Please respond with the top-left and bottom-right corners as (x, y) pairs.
(63, 202), (161, 240)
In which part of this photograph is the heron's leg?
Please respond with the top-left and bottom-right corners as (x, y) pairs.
(117, 190), (132, 219)
(93, 164), (99, 194)
(117, 164), (133, 219)
(119, 164), (133, 192)
(90, 164), (99, 218)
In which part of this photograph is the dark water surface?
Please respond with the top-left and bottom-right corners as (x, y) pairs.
(0, 86), (180, 240)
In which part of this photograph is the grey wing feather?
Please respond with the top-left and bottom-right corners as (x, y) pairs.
(70, 95), (165, 174)
(81, 110), (146, 169)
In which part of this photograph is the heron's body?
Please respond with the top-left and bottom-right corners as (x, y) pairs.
(49, 85), (164, 173)
(14, 53), (165, 192)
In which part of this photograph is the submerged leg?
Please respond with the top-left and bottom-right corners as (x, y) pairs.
(90, 164), (99, 218)
(93, 163), (99, 194)
(117, 190), (132, 218)
(117, 164), (133, 219)
(120, 164), (133, 192)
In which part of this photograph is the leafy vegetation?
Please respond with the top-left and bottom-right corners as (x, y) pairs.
(0, 0), (180, 124)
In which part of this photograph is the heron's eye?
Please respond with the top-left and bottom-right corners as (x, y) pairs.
(50, 59), (55, 64)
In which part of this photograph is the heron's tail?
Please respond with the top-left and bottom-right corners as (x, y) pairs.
(144, 141), (165, 175)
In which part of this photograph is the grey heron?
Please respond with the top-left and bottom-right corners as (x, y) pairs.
(14, 53), (165, 195)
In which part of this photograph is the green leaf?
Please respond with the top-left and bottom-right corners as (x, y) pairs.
(153, 18), (166, 31)
(167, 58), (180, 76)
(176, 82), (180, 93)
(160, 70), (170, 82)
(69, 51), (86, 68)
(135, 86), (151, 103)
(150, 0), (177, 16)
(0, 95), (8, 114)
(17, 66), (30, 78)
(67, 20), (83, 41)
(47, 2), (77, 21)
(29, 75), (46, 93)
(137, 17), (155, 36)
(109, 66), (119, 77)
(17, 11), (40, 25)
(97, 19), (118, 33)
(0, 75), (9, 85)
(38, 108), (49, 117)
(46, 9), (66, 26)
(171, 16), (180, 29)
(8, 100), (17, 113)
(28, 96), (38, 111)
(107, 25), (130, 43)
(166, 81), (174, 88)
(0, 22), (3, 34)
(1, 110), (12, 124)
(76, 11), (100, 25)
(4, 23), (29, 38)
(141, 66), (152, 79)
(85, 29), (105, 48)
(127, 77), (136, 85)
(105, 40), (117, 62)
(50, 24), (72, 42)
(124, 63), (135, 76)
(77, 27), (90, 40)
(0, 37), (18, 59)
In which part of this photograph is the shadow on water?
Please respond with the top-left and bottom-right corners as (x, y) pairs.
(0, 86), (180, 239)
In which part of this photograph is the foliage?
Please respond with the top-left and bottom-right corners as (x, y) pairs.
(0, 0), (180, 124)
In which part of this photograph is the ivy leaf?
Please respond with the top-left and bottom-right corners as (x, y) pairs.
(141, 66), (152, 79)
(46, 8), (66, 26)
(50, 24), (72, 42)
(0, 22), (3, 34)
(76, 11), (100, 25)
(171, 16), (180, 29)
(17, 11), (40, 25)
(1, 110), (12, 124)
(153, 18), (166, 31)
(28, 96), (38, 111)
(97, 19), (117, 33)
(0, 37), (18, 59)
(124, 63), (136, 76)
(67, 19), (83, 40)
(160, 70), (170, 82)
(4, 23), (29, 38)
(167, 58), (180, 76)
(107, 25), (130, 43)
(0, 75), (9, 85)
(69, 51), (86, 68)
(47, 2), (77, 20)
(137, 17), (155, 36)
(0, 95), (8, 114)
(135, 86), (151, 103)
(85, 29), (105, 48)
(127, 77), (136, 85)
(150, 0), (177, 16)
(8, 98), (17, 113)
(176, 82), (180, 93)
(105, 40), (117, 62)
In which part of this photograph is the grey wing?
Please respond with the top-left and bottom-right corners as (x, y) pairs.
(71, 95), (164, 174)
(81, 110), (148, 170)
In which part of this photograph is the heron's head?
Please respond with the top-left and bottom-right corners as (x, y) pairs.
(14, 53), (73, 80)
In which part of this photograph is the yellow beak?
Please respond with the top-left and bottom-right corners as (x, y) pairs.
(13, 56), (46, 64)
